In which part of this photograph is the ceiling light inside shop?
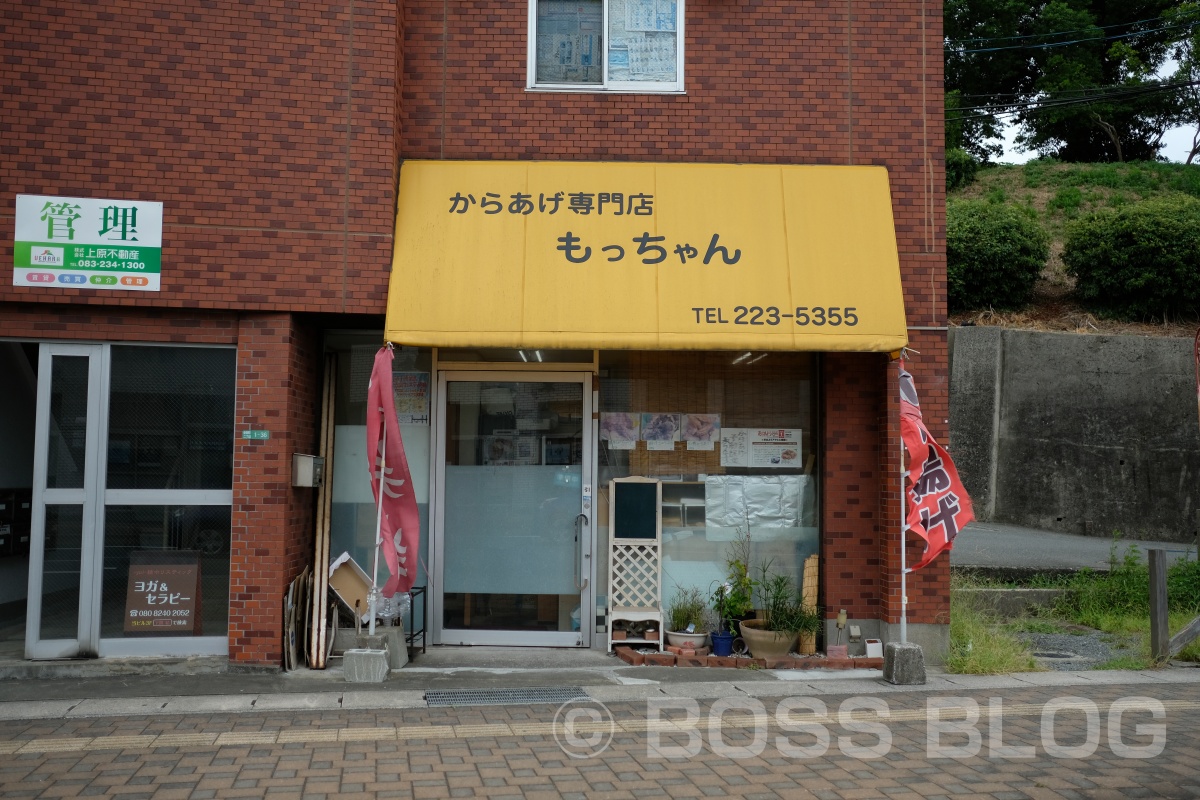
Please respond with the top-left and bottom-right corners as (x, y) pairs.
(732, 352), (752, 365)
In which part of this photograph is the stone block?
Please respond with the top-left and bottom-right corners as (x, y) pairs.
(883, 641), (926, 685)
(344, 649), (389, 683)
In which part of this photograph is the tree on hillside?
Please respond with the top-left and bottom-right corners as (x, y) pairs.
(946, 0), (1187, 162)
(945, 0), (1040, 159)
(1168, 3), (1200, 164)
(1016, 0), (1180, 162)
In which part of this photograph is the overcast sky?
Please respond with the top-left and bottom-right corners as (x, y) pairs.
(999, 123), (1195, 164)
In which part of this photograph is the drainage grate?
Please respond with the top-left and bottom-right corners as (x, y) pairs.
(424, 686), (587, 707)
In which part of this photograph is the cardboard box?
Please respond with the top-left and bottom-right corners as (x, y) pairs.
(329, 552), (373, 624)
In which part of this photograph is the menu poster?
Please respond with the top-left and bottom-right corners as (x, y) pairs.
(720, 428), (801, 468)
(393, 371), (431, 424)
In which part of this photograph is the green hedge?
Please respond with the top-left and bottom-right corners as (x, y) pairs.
(947, 200), (1049, 312)
(1063, 196), (1200, 321)
(946, 148), (979, 191)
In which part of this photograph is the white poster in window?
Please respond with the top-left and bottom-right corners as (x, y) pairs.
(682, 413), (719, 451)
(720, 428), (801, 468)
(641, 412), (679, 451)
(601, 412), (640, 450)
(640, 413), (679, 440)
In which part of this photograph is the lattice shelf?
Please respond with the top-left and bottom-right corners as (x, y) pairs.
(607, 478), (663, 653)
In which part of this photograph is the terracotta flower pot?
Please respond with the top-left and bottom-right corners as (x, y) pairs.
(738, 618), (797, 659)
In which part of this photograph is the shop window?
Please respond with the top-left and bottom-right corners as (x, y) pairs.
(596, 351), (819, 615)
(106, 347), (236, 491)
(529, 0), (684, 93)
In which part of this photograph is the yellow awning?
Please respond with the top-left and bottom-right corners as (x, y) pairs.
(386, 161), (908, 352)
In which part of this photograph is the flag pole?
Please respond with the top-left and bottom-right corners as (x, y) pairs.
(899, 411), (908, 645)
(370, 411), (386, 638)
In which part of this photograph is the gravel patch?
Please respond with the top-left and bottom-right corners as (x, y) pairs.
(1018, 630), (1138, 670)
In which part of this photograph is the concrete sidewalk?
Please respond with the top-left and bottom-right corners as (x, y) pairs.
(1, 651), (1198, 721)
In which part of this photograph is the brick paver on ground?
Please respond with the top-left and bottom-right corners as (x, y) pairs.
(1, 673), (1199, 799)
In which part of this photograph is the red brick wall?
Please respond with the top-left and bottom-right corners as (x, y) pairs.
(821, 352), (886, 620)
(821, 340), (950, 628)
(0, 306), (238, 344)
(0, 1), (397, 315)
(229, 313), (321, 665)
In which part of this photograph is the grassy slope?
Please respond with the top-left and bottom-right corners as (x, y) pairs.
(949, 161), (1200, 335)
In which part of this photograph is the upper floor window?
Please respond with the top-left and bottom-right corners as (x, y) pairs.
(529, 0), (684, 93)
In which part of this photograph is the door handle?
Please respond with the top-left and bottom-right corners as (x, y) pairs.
(574, 512), (590, 591)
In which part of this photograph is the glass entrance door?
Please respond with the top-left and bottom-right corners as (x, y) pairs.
(25, 343), (235, 660)
(26, 344), (105, 658)
(435, 372), (594, 646)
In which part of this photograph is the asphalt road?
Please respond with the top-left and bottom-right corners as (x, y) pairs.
(951, 521), (1196, 571)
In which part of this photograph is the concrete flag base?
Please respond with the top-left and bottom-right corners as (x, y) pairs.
(344, 649), (389, 683)
(883, 641), (926, 685)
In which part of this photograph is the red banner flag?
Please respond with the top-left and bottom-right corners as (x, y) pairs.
(366, 345), (421, 596)
(900, 361), (974, 572)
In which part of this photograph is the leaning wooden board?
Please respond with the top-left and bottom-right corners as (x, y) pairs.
(308, 353), (337, 668)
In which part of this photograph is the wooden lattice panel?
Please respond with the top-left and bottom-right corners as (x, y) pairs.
(610, 543), (661, 610)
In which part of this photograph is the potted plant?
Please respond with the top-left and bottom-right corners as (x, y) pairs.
(709, 582), (738, 656)
(738, 564), (824, 659)
(739, 570), (804, 659)
(711, 527), (757, 656)
(666, 586), (710, 648)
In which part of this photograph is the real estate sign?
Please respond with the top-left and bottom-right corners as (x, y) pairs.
(13, 194), (163, 291)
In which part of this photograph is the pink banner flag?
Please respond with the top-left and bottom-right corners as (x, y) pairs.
(900, 361), (974, 572)
(366, 345), (420, 596)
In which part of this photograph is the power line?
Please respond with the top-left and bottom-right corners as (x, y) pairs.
(948, 19), (1198, 54)
(949, 79), (1197, 115)
(945, 80), (1200, 123)
(948, 13), (1182, 45)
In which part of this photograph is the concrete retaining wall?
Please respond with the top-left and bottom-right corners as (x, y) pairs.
(949, 327), (1200, 542)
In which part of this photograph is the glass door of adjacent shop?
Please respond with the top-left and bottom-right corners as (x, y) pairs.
(25, 342), (235, 660)
(434, 372), (595, 646)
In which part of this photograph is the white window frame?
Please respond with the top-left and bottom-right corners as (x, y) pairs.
(527, 0), (685, 94)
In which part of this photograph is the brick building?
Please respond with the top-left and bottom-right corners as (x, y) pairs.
(0, 0), (948, 667)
